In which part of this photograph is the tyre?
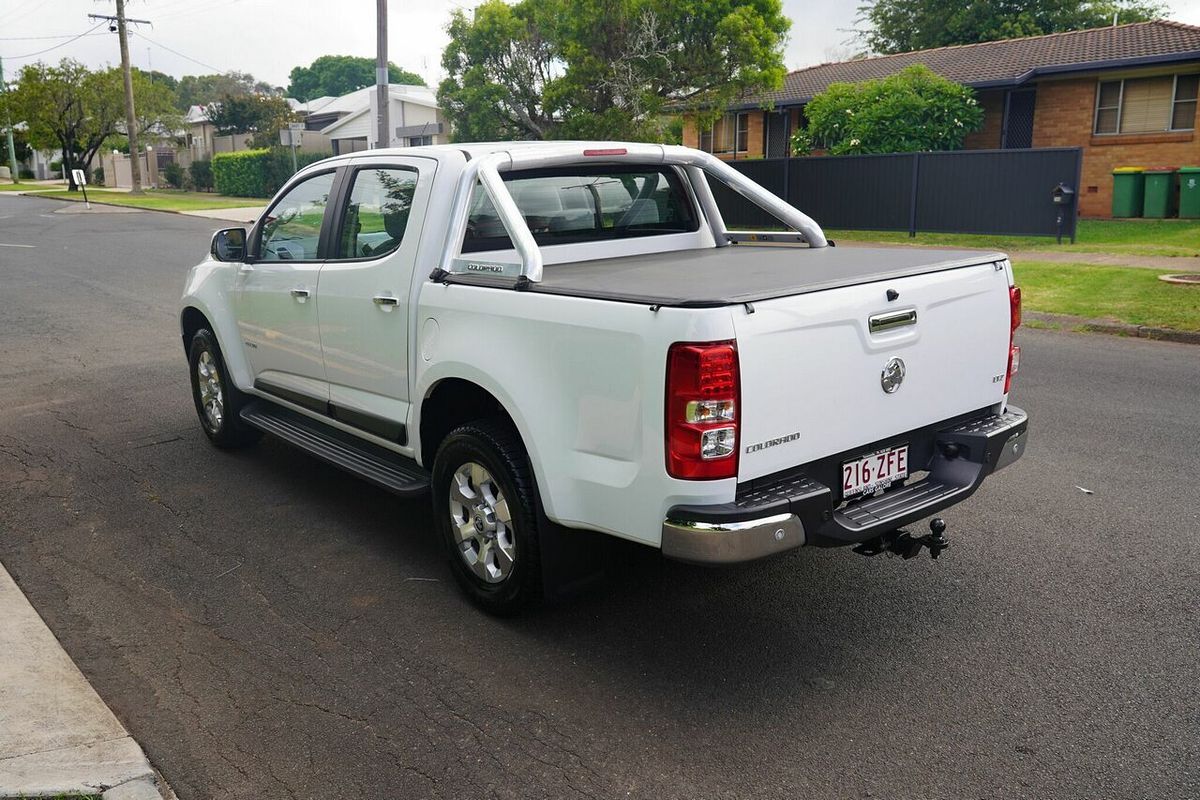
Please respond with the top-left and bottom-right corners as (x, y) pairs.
(432, 420), (542, 615)
(188, 328), (261, 449)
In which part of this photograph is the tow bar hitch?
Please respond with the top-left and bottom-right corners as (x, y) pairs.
(853, 518), (950, 560)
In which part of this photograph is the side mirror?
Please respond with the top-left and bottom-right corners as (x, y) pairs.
(210, 227), (247, 262)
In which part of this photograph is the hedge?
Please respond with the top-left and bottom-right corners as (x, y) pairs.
(190, 159), (214, 192)
(212, 148), (332, 198)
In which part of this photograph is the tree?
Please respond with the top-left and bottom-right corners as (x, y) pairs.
(437, 0), (791, 142)
(142, 70), (179, 92)
(286, 55), (425, 101)
(801, 64), (984, 154)
(858, 0), (1166, 55)
(205, 93), (295, 148)
(10, 59), (127, 189)
(438, 0), (559, 141)
(176, 71), (264, 110)
(132, 69), (183, 141)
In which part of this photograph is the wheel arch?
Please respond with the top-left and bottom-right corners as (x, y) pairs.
(180, 306), (210, 353)
(179, 297), (253, 392)
(418, 377), (524, 469)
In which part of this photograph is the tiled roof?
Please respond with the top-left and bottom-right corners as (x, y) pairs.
(741, 20), (1200, 108)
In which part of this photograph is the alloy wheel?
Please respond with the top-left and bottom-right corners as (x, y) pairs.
(196, 349), (224, 431)
(448, 461), (516, 584)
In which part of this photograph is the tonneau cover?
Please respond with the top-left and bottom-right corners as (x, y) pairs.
(445, 245), (1006, 307)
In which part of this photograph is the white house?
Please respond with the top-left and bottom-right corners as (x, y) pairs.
(308, 84), (448, 154)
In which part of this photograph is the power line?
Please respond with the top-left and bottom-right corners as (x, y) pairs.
(0, 32), (109, 41)
(0, 1), (45, 30)
(153, 0), (246, 25)
(4, 22), (108, 60)
(132, 30), (223, 73)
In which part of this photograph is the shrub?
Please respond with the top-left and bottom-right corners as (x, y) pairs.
(789, 127), (813, 157)
(49, 160), (62, 175)
(212, 148), (332, 198)
(163, 161), (185, 189)
(804, 64), (983, 155)
(190, 159), (214, 192)
(92, 167), (105, 186)
(19, 167), (35, 179)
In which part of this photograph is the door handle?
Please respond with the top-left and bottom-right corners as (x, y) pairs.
(373, 295), (399, 312)
(869, 308), (917, 333)
(290, 287), (310, 303)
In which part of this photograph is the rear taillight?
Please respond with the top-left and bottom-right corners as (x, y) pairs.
(666, 341), (739, 480)
(1004, 285), (1022, 393)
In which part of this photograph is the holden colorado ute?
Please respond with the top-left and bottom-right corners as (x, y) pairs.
(180, 142), (1028, 614)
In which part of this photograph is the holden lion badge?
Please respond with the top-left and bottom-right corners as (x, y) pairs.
(881, 357), (906, 394)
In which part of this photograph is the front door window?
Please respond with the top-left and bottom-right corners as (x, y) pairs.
(258, 172), (335, 261)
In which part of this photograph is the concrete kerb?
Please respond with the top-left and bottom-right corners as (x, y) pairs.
(1025, 311), (1200, 345)
(0, 563), (169, 800)
(21, 191), (264, 224)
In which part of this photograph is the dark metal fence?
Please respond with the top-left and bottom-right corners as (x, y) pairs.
(711, 147), (1083, 241)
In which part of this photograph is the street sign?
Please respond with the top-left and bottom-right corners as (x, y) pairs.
(280, 126), (302, 173)
(69, 168), (91, 209)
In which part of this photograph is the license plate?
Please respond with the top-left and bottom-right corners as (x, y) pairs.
(841, 444), (909, 499)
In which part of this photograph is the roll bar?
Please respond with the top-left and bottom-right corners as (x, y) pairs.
(437, 144), (827, 285)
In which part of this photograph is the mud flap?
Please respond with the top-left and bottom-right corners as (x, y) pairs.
(537, 506), (607, 603)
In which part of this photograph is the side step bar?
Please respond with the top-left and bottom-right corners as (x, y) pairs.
(240, 401), (430, 497)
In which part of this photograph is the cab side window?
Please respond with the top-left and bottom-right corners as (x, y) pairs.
(258, 172), (335, 261)
(335, 167), (419, 259)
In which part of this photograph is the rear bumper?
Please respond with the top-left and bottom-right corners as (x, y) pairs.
(661, 405), (1028, 564)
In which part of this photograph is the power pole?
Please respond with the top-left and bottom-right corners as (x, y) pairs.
(376, 0), (389, 149)
(90, 2), (150, 194)
(0, 57), (20, 184)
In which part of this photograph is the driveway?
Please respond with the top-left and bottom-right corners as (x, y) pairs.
(1, 193), (1197, 799)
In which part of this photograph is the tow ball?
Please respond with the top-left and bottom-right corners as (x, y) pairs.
(853, 518), (951, 560)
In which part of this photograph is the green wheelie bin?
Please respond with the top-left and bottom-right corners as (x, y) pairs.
(1178, 167), (1200, 219)
(1142, 167), (1177, 218)
(1111, 167), (1145, 217)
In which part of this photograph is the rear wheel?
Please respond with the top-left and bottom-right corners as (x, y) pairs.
(432, 420), (542, 615)
(188, 329), (261, 449)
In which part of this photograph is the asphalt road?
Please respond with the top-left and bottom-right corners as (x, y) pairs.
(1, 193), (1197, 800)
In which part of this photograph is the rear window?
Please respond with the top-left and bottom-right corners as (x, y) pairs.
(463, 165), (698, 252)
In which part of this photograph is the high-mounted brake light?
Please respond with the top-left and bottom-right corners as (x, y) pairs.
(1004, 285), (1022, 394)
(665, 341), (739, 480)
(582, 148), (627, 157)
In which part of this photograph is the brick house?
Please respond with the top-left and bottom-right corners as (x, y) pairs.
(682, 21), (1200, 217)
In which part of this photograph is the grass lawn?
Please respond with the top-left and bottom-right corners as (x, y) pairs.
(1015, 260), (1200, 332)
(38, 188), (260, 212)
(0, 182), (65, 191)
(828, 219), (1200, 258)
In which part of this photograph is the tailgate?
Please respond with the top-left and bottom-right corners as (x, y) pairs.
(733, 258), (1012, 481)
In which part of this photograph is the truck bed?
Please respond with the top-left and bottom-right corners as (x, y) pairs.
(447, 245), (1006, 308)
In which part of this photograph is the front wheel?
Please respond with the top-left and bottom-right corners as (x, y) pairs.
(188, 328), (261, 449)
(432, 420), (542, 615)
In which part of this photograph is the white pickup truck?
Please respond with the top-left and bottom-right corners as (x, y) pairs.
(180, 142), (1027, 613)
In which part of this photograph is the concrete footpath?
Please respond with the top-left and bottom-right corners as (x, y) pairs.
(0, 563), (168, 799)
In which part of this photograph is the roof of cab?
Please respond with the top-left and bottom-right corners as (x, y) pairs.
(337, 141), (676, 163)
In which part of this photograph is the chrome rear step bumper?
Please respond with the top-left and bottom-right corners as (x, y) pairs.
(662, 406), (1027, 564)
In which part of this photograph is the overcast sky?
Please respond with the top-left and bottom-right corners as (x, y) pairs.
(3, 0), (1200, 90)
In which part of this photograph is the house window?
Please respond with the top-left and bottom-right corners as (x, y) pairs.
(1094, 74), (1199, 134)
(1173, 74), (1198, 130)
(1094, 81), (1121, 134)
(700, 112), (751, 154)
(408, 135), (433, 147)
